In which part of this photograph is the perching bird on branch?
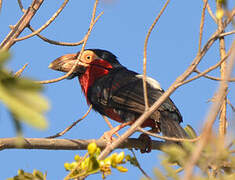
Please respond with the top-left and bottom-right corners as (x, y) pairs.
(49, 49), (187, 151)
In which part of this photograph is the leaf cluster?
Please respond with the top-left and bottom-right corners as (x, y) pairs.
(151, 135), (235, 180)
(0, 50), (49, 130)
(7, 169), (46, 180)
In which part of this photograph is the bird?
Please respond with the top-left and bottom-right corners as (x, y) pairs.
(49, 49), (187, 151)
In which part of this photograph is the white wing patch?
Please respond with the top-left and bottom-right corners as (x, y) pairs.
(136, 75), (162, 90)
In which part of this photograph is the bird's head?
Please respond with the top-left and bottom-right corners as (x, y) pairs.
(49, 49), (121, 79)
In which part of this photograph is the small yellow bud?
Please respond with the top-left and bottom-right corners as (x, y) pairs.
(216, 9), (224, 19)
(104, 157), (112, 165)
(110, 153), (118, 162)
(116, 152), (125, 164)
(87, 142), (97, 155)
(70, 162), (78, 169)
(74, 155), (80, 162)
(18, 169), (24, 175)
(116, 166), (128, 172)
(81, 157), (89, 170)
(217, 0), (225, 5)
(64, 163), (70, 171)
(99, 160), (105, 167)
(96, 147), (101, 155)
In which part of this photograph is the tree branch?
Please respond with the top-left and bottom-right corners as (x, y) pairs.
(14, 0), (70, 42)
(0, 0), (44, 50)
(0, 137), (164, 151)
(217, 2), (228, 139)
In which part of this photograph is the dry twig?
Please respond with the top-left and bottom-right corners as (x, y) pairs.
(130, 149), (151, 179)
(142, 0), (170, 110)
(219, 30), (235, 37)
(27, 25), (84, 46)
(17, 0), (26, 13)
(137, 128), (200, 142)
(202, 0), (217, 22)
(180, 46), (232, 85)
(194, 69), (235, 82)
(0, 0), (44, 50)
(227, 99), (235, 112)
(14, 63), (28, 77)
(15, 0), (70, 42)
(198, 0), (207, 53)
(217, 2), (228, 139)
(46, 105), (92, 139)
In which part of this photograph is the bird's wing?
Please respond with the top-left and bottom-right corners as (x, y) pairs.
(89, 68), (182, 122)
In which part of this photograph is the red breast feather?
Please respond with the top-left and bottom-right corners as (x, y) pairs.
(79, 59), (113, 103)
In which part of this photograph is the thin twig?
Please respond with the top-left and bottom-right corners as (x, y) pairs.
(15, 0), (70, 42)
(143, 0), (170, 110)
(219, 30), (235, 37)
(0, 137), (164, 151)
(46, 105), (92, 139)
(27, 25), (84, 46)
(227, 98), (235, 112)
(137, 128), (200, 142)
(102, 115), (120, 138)
(14, 63), (28, 77)
(198, 0), (207, 53)
(194, 69), (235, 82)
(180, 47), (232, 85)
(37, 11), (103, 84)
(130, 149), (151, 179)
(224, 7), (235, 26)
(202, 0), (217, 22)
(17, 0), (26, 13)
(0, 0), (44, 50)
(217, 2), (228, 139)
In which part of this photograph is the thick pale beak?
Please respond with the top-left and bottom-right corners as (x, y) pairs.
(49, 54), (78, 72)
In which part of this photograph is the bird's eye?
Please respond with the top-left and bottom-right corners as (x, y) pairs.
(86, 56), (91, 60)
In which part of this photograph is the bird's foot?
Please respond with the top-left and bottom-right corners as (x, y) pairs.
(138, 133), (152, 153)
(100, 130), (117, 145)
(100, 121), (133, 145)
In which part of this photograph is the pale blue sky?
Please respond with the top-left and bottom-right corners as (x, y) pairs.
(0, 1), (234, 179)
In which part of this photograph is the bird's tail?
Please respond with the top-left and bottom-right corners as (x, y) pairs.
(160, 119), (188, 139)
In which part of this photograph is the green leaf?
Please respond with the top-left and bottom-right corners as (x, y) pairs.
(153, 168), (167, 180)
(7, 169), (46, 180)
(184, 125), (197, 139)
(0, 50), (10, 66)
(0, 82), (49, 129)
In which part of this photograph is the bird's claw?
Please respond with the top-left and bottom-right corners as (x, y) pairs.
(100, 131), (116, 145)
(138, 133), (152, 153)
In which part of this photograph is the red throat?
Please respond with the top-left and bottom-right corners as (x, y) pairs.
(78, 59), (113, 103)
